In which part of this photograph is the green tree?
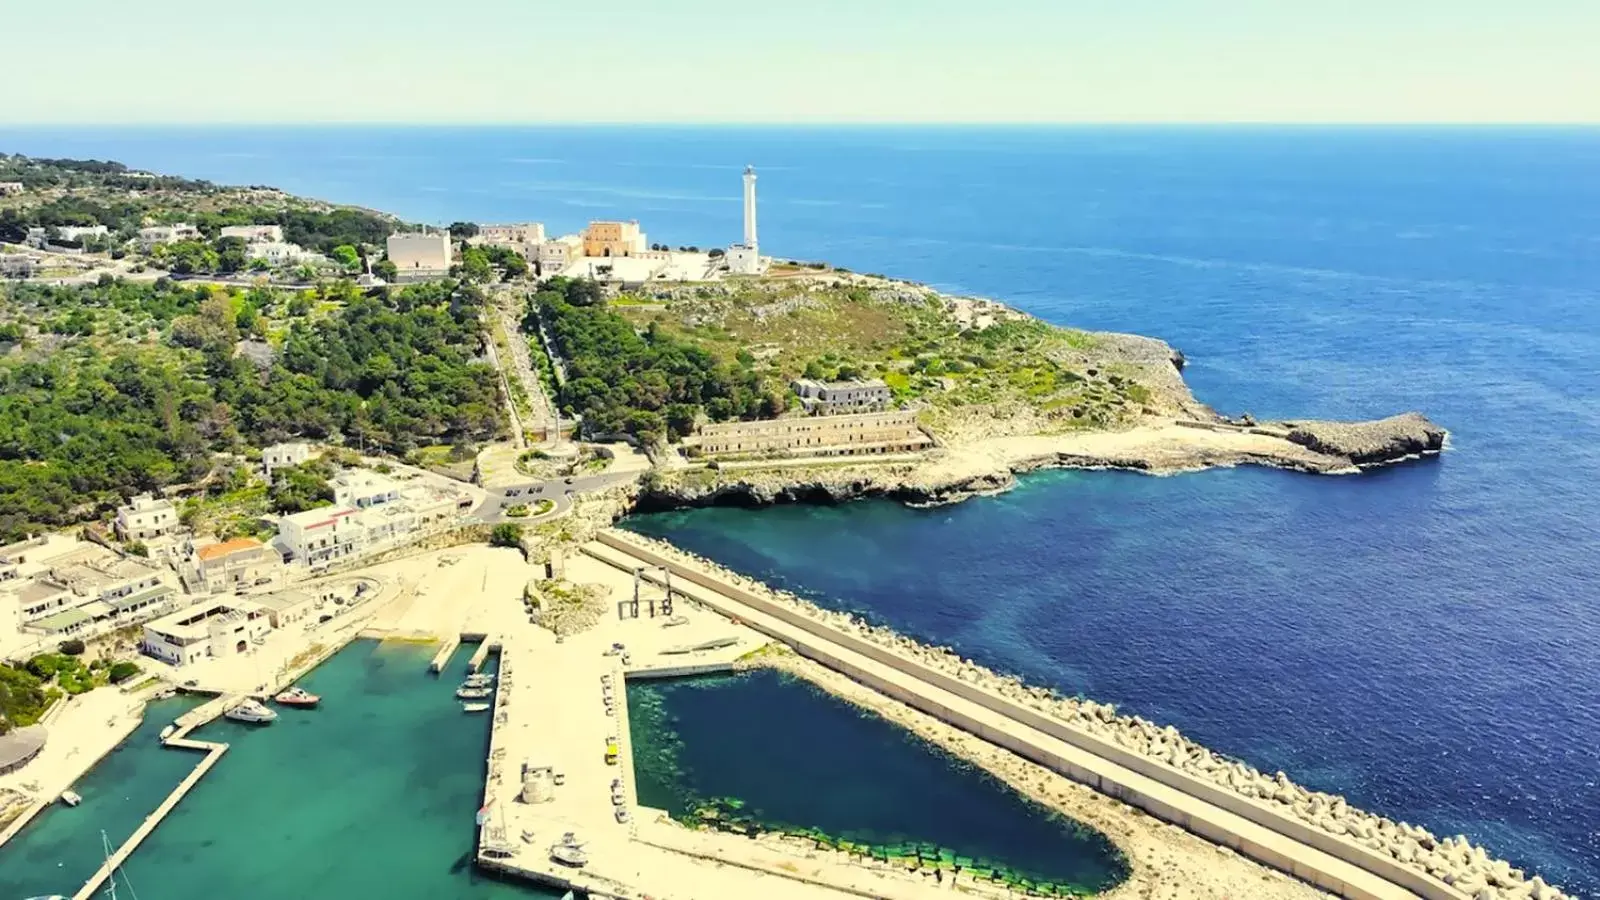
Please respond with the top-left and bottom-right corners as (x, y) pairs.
(330, 244), (360, 271)
(215, 236), (249, 274)
(108, 661), (141, 684)
(489, 522), (522, 548)
(457, 247), (494, 284)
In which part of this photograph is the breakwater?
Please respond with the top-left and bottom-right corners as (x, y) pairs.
(591, 528), (1568, 900)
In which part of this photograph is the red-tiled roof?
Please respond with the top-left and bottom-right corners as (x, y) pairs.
(196, 537), (264, 562)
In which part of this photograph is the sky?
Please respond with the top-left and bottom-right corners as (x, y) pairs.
(6, 0), (1598, 124)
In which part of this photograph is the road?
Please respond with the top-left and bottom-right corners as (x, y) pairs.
(470, 471), (638, 523)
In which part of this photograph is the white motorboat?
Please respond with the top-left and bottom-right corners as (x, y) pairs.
(456, 685), (493, 700)
(462, 702), (490, 713)
(463, 672), (495, 687)
(59, 790), (82, 807)
(224, 698), (277, 724)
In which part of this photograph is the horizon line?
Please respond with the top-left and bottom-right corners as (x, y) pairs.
(3, 120), (1598, 129)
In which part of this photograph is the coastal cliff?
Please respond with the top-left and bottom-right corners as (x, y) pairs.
(637, 412), (1448, 513)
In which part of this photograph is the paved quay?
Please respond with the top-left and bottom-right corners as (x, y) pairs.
(471, 549), (1012, 900)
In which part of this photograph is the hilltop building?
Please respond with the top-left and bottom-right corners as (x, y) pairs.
(261, 441), (313, 477)
(791, 378), (891, 415)
(725, 165), (767, 276)
(138, 223), (200, 248)
(331, 469), (402, 509)
(386, 231), (452, 281)
(688, 410), (932, 459)
(582, 221), (647, 258)
(220, 224), (284, 243)
(0, 182), (24, 197)
(114, 494), (178, 542)
(476, 223), (546, 255)
(537, 235), (584, 274)
(247, 242), (315, 266)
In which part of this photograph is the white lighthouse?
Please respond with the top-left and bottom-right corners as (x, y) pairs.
(726, 164), (766, 275)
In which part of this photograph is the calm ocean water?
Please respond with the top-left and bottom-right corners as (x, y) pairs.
(2, 124), (1598, 893)
(628, 669), (1127, 892)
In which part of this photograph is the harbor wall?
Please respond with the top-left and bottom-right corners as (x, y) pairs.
(624, 661), (736, 680)
(592, 530), (1465, 900)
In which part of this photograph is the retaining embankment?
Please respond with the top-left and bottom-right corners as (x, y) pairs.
(590, 530), (1467, 900)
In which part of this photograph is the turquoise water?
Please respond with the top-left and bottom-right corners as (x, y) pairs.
(627, 669), (1128, 894)
(0, 642), (557, 900)
(0, 695), (205, 899)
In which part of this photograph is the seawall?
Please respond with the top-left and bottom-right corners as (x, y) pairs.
(588, 529), (1484, 900)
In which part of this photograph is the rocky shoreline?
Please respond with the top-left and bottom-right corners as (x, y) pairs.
(612, 529), (1566, 900)
(637, 413), (1448, 513)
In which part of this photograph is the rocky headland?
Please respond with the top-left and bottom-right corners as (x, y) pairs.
(639, 411), (1447, 513)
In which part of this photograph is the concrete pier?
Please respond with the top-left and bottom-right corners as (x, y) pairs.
(467, 637), (495, 674)
(429, 635), (461, 673)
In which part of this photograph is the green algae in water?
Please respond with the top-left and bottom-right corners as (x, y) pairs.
(0, 641), (559, 900)
(626, 669), (1129, 895)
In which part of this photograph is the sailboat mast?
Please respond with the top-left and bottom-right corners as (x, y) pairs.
(100, 830), (117, 900)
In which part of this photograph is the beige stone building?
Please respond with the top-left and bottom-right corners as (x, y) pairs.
(691, 410), (933, 458)
(582, 220), (647, 258)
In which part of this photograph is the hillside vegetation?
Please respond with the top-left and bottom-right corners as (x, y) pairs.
(600, 277), (1197, 443)
(0, 277), (504, 541)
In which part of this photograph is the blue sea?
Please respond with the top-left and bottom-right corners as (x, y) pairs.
(3, 124), (1598, 894)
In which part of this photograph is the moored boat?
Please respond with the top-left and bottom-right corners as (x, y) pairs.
(463, 672), (495, 687)
(462, 702), (490, 713)
(59, 790), (82, 807)
(224, 698), (277, 724)
(273, 686), (321, 708)
(456, 685), (493, 700)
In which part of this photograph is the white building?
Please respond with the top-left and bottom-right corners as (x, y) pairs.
(138, 223), (200, 248)
(13, 550), (178, 637)
(476, 223), (545, 253)
(246, 241), (313, 266)
(141, 599), (272, 667)
(536, 235), (584, 274)
(386, 231), (452, 280)
(115, 494), (179, 542)
(276, 507), (365, 568)
(726, 165), (767, 275)
(331, 470), (401, 510)
(24, 225), (108, 253)
(262, 442), (313, 476)
(195, 537), (282, 594)
(249, 589), (317, 629)
(219, 224), (284, 243)
(0, 182), (23, 197)
(275, 484), (461, 567)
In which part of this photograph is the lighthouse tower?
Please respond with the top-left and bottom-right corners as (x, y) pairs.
(741, 165), (758, 251)
(726, 164), (766, 275)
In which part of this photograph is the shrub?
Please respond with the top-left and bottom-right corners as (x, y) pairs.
(489, 523), (523, 548)
(58, 639), (86, 656)
(108, 661), (141, 684)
